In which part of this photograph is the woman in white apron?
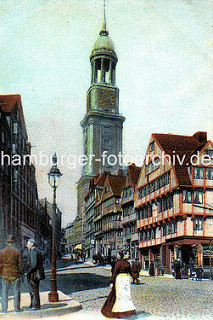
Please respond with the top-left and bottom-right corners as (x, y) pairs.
(101, 252), (137, 318)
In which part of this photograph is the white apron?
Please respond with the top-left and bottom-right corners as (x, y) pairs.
(112, 273), (135, 313)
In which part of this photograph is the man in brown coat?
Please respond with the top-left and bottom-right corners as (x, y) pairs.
(0, 235), (24, 313)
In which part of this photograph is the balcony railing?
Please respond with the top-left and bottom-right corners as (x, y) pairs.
(122, 195), (134, 204)
(123, 212), (137, 224)
(103, 221), (123, 231)
(103, 204), (121, 215)
(131, 233), (139, 242)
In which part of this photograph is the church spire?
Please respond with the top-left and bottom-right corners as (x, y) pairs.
(102, 0), (106, 30)
(100, 0), (108, 36)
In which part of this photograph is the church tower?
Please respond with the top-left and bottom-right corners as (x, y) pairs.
(81, 5), (125, 176)
(75, 5), (125, 246)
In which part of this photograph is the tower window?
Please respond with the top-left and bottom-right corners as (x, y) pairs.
(95, 59), (101, 83)
(103, 59), (110, 84)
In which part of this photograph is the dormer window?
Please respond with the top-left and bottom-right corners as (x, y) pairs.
(105, 186), (110, 193)
(150, 141), (155, 152)
(205, 149), (213, 158)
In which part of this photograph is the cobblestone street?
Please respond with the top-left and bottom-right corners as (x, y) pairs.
(65, 265), (213, 320)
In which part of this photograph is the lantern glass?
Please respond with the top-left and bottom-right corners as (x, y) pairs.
(48, 166), (62, 188)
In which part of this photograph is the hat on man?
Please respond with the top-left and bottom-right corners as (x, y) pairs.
(6, 235), (15, 244)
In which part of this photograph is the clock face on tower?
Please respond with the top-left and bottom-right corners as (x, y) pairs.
(98, 89), (115, 109)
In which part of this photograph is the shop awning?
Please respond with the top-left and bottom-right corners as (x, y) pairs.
(74, 244), (82, 250)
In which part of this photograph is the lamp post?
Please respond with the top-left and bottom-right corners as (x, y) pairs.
(48, 153), (62, 302)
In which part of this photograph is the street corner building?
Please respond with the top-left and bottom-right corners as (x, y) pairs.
(0, 94), (57, 254)
(135, 131), (213, 278)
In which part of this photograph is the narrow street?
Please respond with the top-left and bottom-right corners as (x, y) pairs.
(41, 262), (213, 320)
(1, 261), (213, 320)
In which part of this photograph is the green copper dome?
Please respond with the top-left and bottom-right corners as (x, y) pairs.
(91, 29), (117, 60)
(93, 30), (114, 52)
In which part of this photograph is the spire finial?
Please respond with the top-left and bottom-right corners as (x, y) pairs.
(102, 0), (106, 30)
(100, 0), (108, 36)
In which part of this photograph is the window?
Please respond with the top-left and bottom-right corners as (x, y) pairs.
(142, 187), (145, 197)
(144, 206), (148, 218)
(194, 217), (203, 231)
(194, 167), (204, 179)
(205, 149), (213, 158)
(141, 207), (145, 219)
(150, 181), (155, 193)
(151, 228), (156, 239)
(172, 220), (177, 233)
(137, 209), (140, 220)
(183, 190), (192, 203)
(105, 186), (110, 193)
(138, 188), (142, 199)
(147, 230), (151, 240)
(165, 172), (171, 185)
(147, 184), (150, 195)
(163, 197), (168, 211)
(158, 199), (162, 213)
(148, 204), (152, 217)
(161, 225), (166, 237)
(128, 187), (133, 197)
(194, 190), (203, 204)
(150, 141), (155, 152)
(155, 179), (159, 190)
(146, 157), (160, 175)
(168, 194), (173, 209)
(166, 223), (171, 235)
(206, 168), (213, 180)
(124, 189), (128, 198)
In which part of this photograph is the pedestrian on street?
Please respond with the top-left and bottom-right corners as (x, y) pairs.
(0, 235), (24, 313)
(132, 258), (142, 284)
(174, 259), (182, 279)
(110, 256), (117, 275)
(26, 239), (45, 310)
(101, 251), (137, 318)
(149, 261), (155, 276)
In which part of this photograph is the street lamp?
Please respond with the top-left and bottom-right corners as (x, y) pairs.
(48, 153), (62, 302)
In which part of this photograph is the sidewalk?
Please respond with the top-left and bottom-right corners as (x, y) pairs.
(0, 291), (81, 319)
(139, 269), (173, 278)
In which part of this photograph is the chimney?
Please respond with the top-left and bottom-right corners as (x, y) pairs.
(193, 131), (207, 143)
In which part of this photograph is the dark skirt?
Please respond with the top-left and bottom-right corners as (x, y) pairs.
(101, 285), (136, 319)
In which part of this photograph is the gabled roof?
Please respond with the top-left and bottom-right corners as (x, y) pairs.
(152, 132), (208, 186)
(85, 171), (110, 200)
(126, 164), (141, 186)
(0, 94), (27, 139)
(0, 94), (21, 113)
(107, 174), (126, 196)
(95, 171), (110, 187)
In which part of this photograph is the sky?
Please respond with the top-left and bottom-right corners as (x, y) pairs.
(0, 0), (212, 227)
